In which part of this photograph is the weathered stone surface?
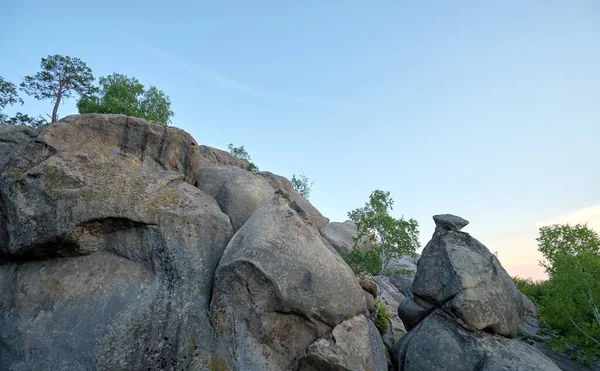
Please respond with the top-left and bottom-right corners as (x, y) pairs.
(258, 171), (330, 230)
(298, 315), (388, 371)
(412, 226), (523, 337)
(359, 277), (379, 298)
(0, 115), (235, 370)
(393, 310), (560, 371)
(397, 296), (436, 331)
(198, 144), (250, 169)
(196, 166), (275, 231)
(433, 214), (469, 231)
(320, 220), (372, 254)
(211, 194), (367, 370)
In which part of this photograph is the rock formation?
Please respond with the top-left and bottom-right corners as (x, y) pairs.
(0, 115), (566, 370)
(394, 214), (560, 371)
(0, 115), (364, 371)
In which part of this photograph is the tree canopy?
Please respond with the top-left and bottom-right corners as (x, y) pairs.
(0, 76), (44, 127)
(531, 224), (600, 365)
(77, 73), (174, 125)
(343, 190), (420, 330)
(21, 55), (95, 123)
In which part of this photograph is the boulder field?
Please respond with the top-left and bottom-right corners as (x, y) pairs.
(0, 115), (561, 370)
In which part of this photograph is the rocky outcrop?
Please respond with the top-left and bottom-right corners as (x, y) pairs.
(0, 115), (363, 371)
(298, 315), (388, 371)
(394, 310), (560, 371)
(0, 115), (233, 370)
(211, 194), (367, 370)
(393, 214), (560, 371)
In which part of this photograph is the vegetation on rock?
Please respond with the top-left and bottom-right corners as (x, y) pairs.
(77, 73), (174, 125)
(227, 143), (259, 172)
(21, 54), (96, 123)
(0, 76), (44, 126)
(342, 190), (420, 323)
(291, 172), (313, 200)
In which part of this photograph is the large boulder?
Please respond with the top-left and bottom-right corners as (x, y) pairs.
(319, 220), (372, 254)
(411, 216), (523, 338)
(0, 115), (234, 370)
(298, 315), (388, 371)
(393, 310), (560, 371)
(196, 166), (275, 232)
(211, 193), (367, 370)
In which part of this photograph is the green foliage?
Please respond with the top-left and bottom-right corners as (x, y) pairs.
(512, 276), (548, 306)
(21, 55), (95, 122)
(77, 73), (174, 125)
(340, 248), (381, 277)
(291, 173), (313, 200)
(228, 143), (259, 172)
(343, 190), (420, 328)
(227, 143), (251, 160)
(1, 112), (45, 127)
(0, 76), (23, 110)
(0, 76), (44, 127)
(348, 190), (420, 270)
(536, 224), (600, 365)
(373, 300), (391, 334)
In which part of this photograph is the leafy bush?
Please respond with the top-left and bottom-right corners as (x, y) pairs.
(340, 248), (381, 277)
(291, 173), (313, 199)
(228, 143), (259, 172)
(373, 300), (391, 334)
(534, 224), (600, 365)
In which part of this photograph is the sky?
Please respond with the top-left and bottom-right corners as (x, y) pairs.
(1, 1), (599, 280)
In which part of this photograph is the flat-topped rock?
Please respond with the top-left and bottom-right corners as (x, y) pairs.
(433, 214), (469, 231)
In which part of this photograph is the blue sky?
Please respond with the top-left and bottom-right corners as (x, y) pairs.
(2, 1), (599, 279)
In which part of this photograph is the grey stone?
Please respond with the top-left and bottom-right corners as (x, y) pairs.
(433, 214), (469, 231)
(198, 144), (251, 169)
(0, 114), (234, 370)
(298, 315), (388, 371)
(196, 165), (275, 232)
(320, 220), (372, 254)
(411, 229), (523, 337)
(397, 296), (436, 331)
(393, 310), (560, 371)
(211, 194), (367, 370)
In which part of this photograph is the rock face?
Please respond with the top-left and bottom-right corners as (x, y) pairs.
(394, 310), (560, 371)
(196, 166), (275, 231)
(0, 115), (234, 370)
(298, 315), (388, 371)
(0, 115), (365, 371)
(394, 214), (560, 371)
(211, 194), (367, 370)
(320, 220), (372, 254)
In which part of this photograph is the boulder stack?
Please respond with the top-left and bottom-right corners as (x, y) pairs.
(394, 214), (560, 370)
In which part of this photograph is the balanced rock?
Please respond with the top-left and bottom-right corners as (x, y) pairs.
(411, 216), (523, 337)
(433, 214), (469, 231)
(393, 215), (560, 371)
